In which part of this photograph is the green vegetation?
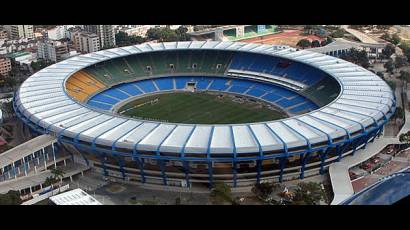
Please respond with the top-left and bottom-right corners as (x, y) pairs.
(384, 59), (395, 73)
(340, 48), (370, 68)
(311, 40), (321, 47)
(330, 28), (346, 38)
(399, 41), (410, 61)
(399, 130), (410, 144)
(296, 39), (311, 49)
(381, 33), (401, 45)
(115, 31), (146, 47)
(321, 37), (333, 46)
(44, 168), (65, 187)
(381, 44), (396, 59)
(119, 92), (286, 124)
(146, 26), (190, 42)
(31, 59), (52, 72)
(210, 182), (233, 205)
(291, 182), (325, 205)
(0, 190), (22, 205)
(252, 182), (280, 200)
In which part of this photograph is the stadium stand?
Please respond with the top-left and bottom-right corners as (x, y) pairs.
(301, 76), (340, 107)
(85, 76), (319, 115)
(229, 52), (326, 87)
(65, 71), (106, 102)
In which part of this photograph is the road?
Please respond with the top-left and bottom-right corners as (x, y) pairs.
(341, 25), (380, 44)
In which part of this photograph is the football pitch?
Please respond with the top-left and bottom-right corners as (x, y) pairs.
(118, 92), (287, 124)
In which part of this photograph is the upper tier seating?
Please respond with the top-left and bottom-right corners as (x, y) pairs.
(82, 50), (234, 87)
(228, 52), (327, 87)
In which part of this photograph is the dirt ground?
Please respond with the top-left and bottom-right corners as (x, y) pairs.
(239, 30), (324, 47)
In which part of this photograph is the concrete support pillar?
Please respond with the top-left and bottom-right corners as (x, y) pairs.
(52, 143), (57, 168)
(236, 26), (245, 38)
(22, 157), (27, 176)
(12, 162), (17, 179)
(42, 148), (47, 170)
(63, 159), (67, 166)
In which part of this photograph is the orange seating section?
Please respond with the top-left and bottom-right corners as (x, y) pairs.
(65, 71), (107, 102)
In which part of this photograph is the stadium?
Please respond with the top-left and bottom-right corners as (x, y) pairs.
(13, 41), (396, 188)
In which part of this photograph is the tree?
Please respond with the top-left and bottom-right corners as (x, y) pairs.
(399, 131), (410, 144)
(340, 48), (370, 68)
(210, 182), (233, 205)
(391, 34), (401, 45)
(399, 70), (410, 82)
(382, 33), (401, 45)
(146, 27), (189, 42)
(44, 176), (57, 187)
(330, 28), (345, 38)
(296, 39), (311, 49)
(395, 55), (408, 69)
(382, 44), (396, 59)
(252, 182), (279, 200)
(292, 182), (324, 205)
(376, 25), (393, 31)
(0, 190), (22, 205)
(311, 40), (321, 48)
(51, 168), (65, 182)
(321, 37), (333, 46)
(384, 59), (395, 73)
(376, 71), (384, 79)
(115, 31), (146, 47)
(31, 59), (51, 72)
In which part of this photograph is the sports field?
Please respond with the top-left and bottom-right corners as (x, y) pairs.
(118, 92), (287, 124)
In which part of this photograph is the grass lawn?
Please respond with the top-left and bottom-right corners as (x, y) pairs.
(118, 92), (286, 124)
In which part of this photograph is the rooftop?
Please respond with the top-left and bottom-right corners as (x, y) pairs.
(49, 188), (102, 205)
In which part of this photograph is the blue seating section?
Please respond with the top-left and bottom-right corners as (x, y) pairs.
(175, 77), (193, 89)
(86, 76), (318, 114)
(87, 100), (113, 110)
(91, 94), (120, 104)
(229, 52), (325, 86)
(154, 78), (174, 91)
(208, 78), (229, 91)
(194, 77), (213, 90)
(117, 84), (142, 96)
(103, 88), (130, 100)
(135, 80), (157, 93)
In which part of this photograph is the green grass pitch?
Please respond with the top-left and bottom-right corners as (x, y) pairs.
(118, 92), (287, 124)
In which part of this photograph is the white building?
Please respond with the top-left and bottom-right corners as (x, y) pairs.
(83, 25), (116, 49)
(47, 25), (75, 40)
(74, 32), (100, 53)
(116, 25), (158, 37)
(3, 25), (34, 40)
(37, 40), (69, 62)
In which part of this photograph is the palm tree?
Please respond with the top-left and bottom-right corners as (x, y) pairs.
(51, 168), (65, 183)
